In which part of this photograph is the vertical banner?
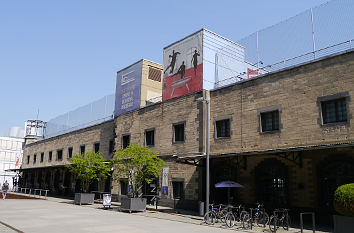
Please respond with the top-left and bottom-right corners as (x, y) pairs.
(162, 30), (203, 101)
(128, 180), (132, 194)
(161, 167), (169, 195)
(114, 61), (143, 116)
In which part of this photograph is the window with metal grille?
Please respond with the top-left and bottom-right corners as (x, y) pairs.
(80, 145), (85, 154)
(321, 98), (347, 124)
(216, 119), (230, 138)
(94, 143), (100, 153)
(172, 181), (184, 199)
(122, 135), (130, 149)
(148, 67), (161, 82)
(261, 110), (279, 132)
(174, 123), (184, 142)
(145, 129), (155, 146)
(68, 147), (73, 159)
(57, 149), (63, 161)
(48, 151), (52, 162)
(109, 140), (114, 154)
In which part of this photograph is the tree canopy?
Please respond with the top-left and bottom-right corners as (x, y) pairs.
(66, 151), (111, 193)
(112, 143), (166, 198)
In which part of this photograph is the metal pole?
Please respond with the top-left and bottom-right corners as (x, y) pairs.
(310, 8), (316, 59)
(206, 100), (210, 213)
(256, 31), (259, 68)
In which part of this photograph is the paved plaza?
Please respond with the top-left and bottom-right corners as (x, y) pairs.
(0, 198), (238, 233)
(0, 195), (330, 233)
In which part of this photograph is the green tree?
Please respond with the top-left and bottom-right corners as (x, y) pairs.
(66, 151), (111, 193)
(112, 143), (166, 198)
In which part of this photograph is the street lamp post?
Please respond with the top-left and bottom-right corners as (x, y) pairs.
(197, 96), (210, 213)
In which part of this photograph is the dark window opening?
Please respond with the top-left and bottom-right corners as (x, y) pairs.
(261, 111), (279, 132)
(122, 135), (130, 149)
(94, 143), (100, 153)
(109, 140), (114, 154)
(174, 123), (185, 142)
(68, 147), (73, 159)
(120, 179), (128, 195)
(322, 98), (347, 124)
(216, 119), (230, 138)
(27, 155), (30, 164)
(57, 149), (63, 161)
(80, 145), (85, 154)
(172, 181), (184, 199)
(145, 129), (155, 146)
(40, 152), (44, 163)
(48, 151), (52, 162)
(33, 154), (37, 164)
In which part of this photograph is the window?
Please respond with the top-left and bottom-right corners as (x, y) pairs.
(94, 142), (100, 153)
(68, 147), (73, 159)
(27, 155), (30, 164)
(172, 181), (184, 199)
(40, 152), (44, 163)
(122, 135), (130, 149)
(109, 140), (114, 154)
(48, 151), (52, 162)
(33, 154), (37, 164)
(120, 179), (128, 195)
(57, 149), (63, 161)
(145, 129), (155, 146)
(80, 145), (85, 154)
(261, 111), (280, 132)
(321, 98), (347, 124)
(215, 119), (230, 138)
(173, 123), (185, 142)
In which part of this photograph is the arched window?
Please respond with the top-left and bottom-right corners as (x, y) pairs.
(255, 158), (288, 208)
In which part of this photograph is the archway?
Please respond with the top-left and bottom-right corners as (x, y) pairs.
(255, 158), (288, 208)
(318, 155), (354, 224)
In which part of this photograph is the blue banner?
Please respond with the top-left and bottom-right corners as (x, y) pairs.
(114, 61), (142, 116)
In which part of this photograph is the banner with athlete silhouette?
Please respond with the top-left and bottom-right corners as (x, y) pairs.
(162, 30), (203, 101)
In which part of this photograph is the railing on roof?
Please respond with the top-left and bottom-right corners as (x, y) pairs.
(215, 39), (353, 88)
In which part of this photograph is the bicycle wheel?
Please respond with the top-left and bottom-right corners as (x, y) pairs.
(225, 212), (235, 228)
(282, 215), (290, 230)
(239, 210), (248, 223)
(220, 209), (228, 223)
(204, 211), (216, 225)
(257, 212), (269, 227)
(242, 213), (251, 229)
(269, 216), (278, 233)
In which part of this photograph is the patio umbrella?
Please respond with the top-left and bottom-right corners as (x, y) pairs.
(215, 181), (244, 188)
(215, 181), (244, 204)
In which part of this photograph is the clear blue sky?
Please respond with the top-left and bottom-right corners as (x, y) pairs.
(0, 0), (332, 135)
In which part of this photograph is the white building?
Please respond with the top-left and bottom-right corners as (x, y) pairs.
(0, 135), (24, 189)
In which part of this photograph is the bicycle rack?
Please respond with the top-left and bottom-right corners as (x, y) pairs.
(300, 212), (315, 233)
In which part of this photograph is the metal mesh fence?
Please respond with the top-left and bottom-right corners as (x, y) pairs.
(44, 94), (115, 138)
(216, 0), (354, 87)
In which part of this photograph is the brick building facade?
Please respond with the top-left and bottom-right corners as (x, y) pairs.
(21, 50), (354, 225)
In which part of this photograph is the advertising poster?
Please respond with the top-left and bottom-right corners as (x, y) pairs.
(114, 61), (142, 116)
(162, 167), (169, 195)
(162, 31), (203, 101)
(103, 194), (111, 208)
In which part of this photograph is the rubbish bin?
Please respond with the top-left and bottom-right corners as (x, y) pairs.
(199, 201), (204, 216)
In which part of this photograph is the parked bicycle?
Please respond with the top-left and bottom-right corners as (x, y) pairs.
(269, 208), (290, 232)
(242, 203), (269, 229)
(203, 204), (228, 225)
(224, 204), (248, 228)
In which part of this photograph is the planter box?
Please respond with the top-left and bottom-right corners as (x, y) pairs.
(121, 197), (146, 213)
(333, 215), (354, 233)
(74, 193), (95, 205)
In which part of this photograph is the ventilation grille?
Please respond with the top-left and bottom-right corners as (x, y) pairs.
(148, 67), (162, 82)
